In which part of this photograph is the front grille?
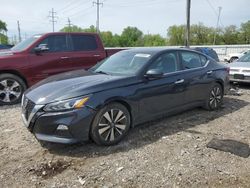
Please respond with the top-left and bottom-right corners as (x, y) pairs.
(23, 99), (35, 120)
(230, 69), (240, 72)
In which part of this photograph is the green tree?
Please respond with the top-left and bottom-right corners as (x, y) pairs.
(167, 25), (185, 45)
(239, 20), (250, 44)
(0, 20), (7, 32)
(142, 34), (166, 46)
(60, 25), (84, 32)
(82, 25), (96, 33)
(119, 26), (143, 47)
(190, 23), (214, 45)
(0, 20), (8, 44)
(222, 25), (240, 44)
(100, 31), (120, 47)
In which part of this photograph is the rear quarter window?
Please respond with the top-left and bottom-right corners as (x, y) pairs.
(181, 51), (203, 69)
(71, 35), (98, 51)
(200, 55), (207, 66)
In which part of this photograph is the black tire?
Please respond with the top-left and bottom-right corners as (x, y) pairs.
(0, 73), (27, 105)
(204, 83), (223, 111)
(229, 57), (238, 63)
(90, 102), (131, 146)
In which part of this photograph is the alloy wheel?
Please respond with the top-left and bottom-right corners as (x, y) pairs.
(0, 79), (22, 103)
(209, 86), (222, 109)
(98, 109), (128, 142)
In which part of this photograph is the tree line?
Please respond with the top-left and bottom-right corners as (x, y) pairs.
(0, 19), (249, 47)
(60, 20), (250, 47)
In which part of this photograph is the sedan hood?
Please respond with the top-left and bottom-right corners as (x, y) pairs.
(228, 61), (250, 68)
(25, 70), (137, 104)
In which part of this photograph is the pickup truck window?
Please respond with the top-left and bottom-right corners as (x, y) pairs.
(36, 35), (68, 53)
(71, 35), (98, 51)
(12, 35), (42, 52)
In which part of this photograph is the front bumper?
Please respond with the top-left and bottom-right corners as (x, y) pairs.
(229, 75), (250, 83)
(22, 104), (96, 144)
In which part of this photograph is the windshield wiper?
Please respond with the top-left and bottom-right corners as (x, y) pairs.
(95, 71), (109, 75)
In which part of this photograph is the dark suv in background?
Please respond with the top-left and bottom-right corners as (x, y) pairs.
(0, 32), (123, 105)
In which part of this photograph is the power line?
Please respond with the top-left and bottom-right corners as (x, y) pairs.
(213, 6), (222, 45)
(57, 0), (82, 12)
(205, 0), (224, 27)
(17, 20), (21, 42)
(65, 6), (94, 19)
(105, 0), (180, 8)
(67, 18), (72, 31)
(93, 0), (103, 33)
(48, 8), (58, 32)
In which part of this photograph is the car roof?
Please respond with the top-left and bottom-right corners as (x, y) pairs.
(122, 47), (201, 56)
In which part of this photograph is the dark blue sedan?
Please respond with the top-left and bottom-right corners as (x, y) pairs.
(21, 48), (230, 146)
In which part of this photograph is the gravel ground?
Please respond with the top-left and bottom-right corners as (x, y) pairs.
(0, 86), (250, 188)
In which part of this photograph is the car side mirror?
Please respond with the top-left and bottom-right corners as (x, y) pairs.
(34, 44), (49, 53)
(145, 69), (164, 79)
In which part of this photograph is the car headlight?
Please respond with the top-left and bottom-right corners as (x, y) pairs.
(43, 96), (90, 112)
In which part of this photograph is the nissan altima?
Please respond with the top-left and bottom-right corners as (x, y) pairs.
(21, 48), (230, 146)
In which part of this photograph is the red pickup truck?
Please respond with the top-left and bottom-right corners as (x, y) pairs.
(0, 32), (123, 105)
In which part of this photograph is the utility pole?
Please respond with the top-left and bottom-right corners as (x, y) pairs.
(49, 8), (57, 32)
(185, 0), (191, 47)
(67, 18), (72, 32)
(213, 6), (222, 45)
(17, 20), (21, 42)
(93, 0), (103, 33)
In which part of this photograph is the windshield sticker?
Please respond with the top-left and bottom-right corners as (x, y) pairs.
(135, 54), (151, 58)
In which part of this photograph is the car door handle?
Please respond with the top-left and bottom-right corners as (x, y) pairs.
(207, 70), (213, 75)
(93, 54), (100, 57)
(175, 79), (184, 84)
(60, 56), (69, 59)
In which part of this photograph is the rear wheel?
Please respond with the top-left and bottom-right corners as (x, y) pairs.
(90, 103), (131, 146)
(0, 74), (26, 105)
(204, 83), (223, 110)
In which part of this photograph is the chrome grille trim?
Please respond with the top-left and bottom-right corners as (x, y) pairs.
(242, 70), (250, 73)
(230, 69), (240, 72)
(21, 96), (44, 127)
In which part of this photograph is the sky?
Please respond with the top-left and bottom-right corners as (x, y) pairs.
(1, 0), (250, 40)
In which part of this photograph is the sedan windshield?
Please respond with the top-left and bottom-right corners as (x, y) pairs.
(92, 51), (151, 76)
(238, 52), (250, 62)
(11, 35), (42, 52)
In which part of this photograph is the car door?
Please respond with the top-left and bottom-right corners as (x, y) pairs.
(68, 34), (106, 70)
(138, 51), (187, 119)
(28, 34), (71, 83)
(178, 50), (214, 105)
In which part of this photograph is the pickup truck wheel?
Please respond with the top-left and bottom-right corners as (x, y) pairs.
(90, 103), (131, 146)
(0, 74), (26, 105)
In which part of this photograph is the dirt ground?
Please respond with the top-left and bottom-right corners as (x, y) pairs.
(0, 85), (250, 188)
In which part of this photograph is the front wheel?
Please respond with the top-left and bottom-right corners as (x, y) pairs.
(204, 83), (223, 110)
(0, 74), (26, 105)
(90, 103), (131, 146)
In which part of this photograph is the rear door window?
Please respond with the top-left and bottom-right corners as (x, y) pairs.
(180, 51), (204, 69)
(70, 35), (98, 51)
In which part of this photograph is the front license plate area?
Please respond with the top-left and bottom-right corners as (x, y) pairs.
(234, 74), (245, 80)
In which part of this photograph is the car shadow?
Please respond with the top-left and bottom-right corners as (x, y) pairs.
(46, 96), (248, 158)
